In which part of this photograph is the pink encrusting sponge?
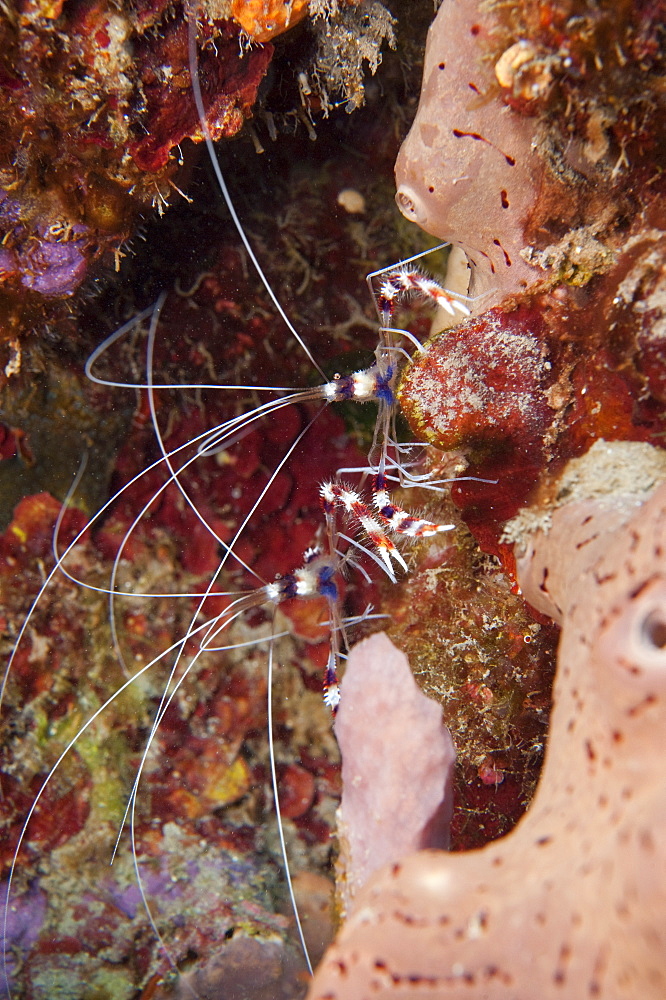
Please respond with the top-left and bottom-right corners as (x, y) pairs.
(333, 632), (456, 919)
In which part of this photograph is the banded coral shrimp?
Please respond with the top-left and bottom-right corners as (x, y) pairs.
(0, 29), (480, 1000)
(0, 306), (364, 997)
(0, 259), (470, 1000)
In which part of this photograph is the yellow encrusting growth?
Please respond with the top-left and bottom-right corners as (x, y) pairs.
(230, 0), (310, 42)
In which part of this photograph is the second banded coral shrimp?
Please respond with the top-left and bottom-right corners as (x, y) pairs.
(1, 67), (475, 1000)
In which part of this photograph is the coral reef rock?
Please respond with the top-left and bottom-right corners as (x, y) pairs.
(308, 447), (666, 999)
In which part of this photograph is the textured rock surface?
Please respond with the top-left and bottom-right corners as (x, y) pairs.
(398, 305), (552, 459)
(309, 462), (666, 999)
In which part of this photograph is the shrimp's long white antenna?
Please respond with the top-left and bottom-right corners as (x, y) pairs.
(113, 601), (269, 860)
(51, 448), (89, 563)
(0, 443), (192, 710)
(97, 283), (334, 982)
(1, 588), (280, 1000)
(186, 12), (327, 381)
(117, 568), (335, 983)
(0, 616), (215, 1000)
(366, 243), (452, 286)
(103, 294), (264, 671)
(85, 305), (305, 394)
(266, 611), (314, 975)
(102, 288), (332, 976)
(50, 403), (270, 598)
(145, 293), (328, 588)
(123, 578), (355, 986)
(126, 398), (327, 812)
(51, 437), (259, 597)
(1, 387), (298, 728)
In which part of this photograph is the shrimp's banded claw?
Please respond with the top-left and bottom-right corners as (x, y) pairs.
(320, 481), (409, 583)
(373, 473), (456, 538)
(366, 244), (472, 330)
(376, 266), (472, 321)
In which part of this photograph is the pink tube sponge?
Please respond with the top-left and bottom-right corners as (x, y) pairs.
(309, 465), (666, 998)
(334, 632), (455, 917)
(394, 0), (543, 301)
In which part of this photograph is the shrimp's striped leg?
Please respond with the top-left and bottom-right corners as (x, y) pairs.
(373, 473), (456, 538)
(265, 546), (344, 713)
(322, 645), (341, 714)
